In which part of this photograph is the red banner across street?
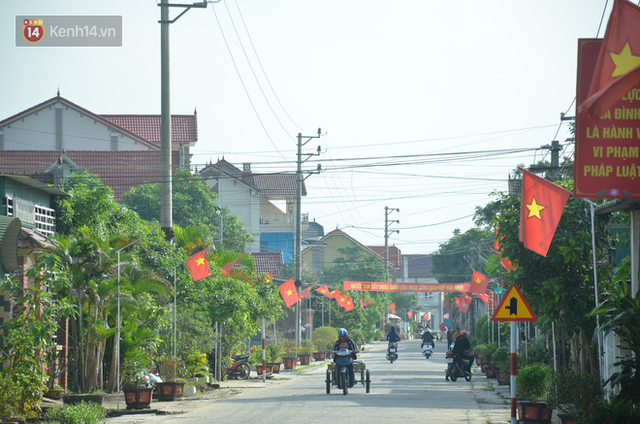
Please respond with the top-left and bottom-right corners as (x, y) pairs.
(343, 281), (471, 293)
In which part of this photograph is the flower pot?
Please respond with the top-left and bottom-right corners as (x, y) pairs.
(282, 356), (297, 370)
(516, 401), (552, 423)
(313, 352), (326, 361)
(268, 362), (281, 373)
(44, 388), (65, 400)
(558, 413), (577, 424)
(299, 354), (311, 365)
(63, 393), (105, 406)
(123, 387), (153, 410)
(157, 382), (185, 401)
(256, 364), (273, 375)
(497, 370), (509, 385)
(485, 366), (497, 379)
(184, 385), (197, 397)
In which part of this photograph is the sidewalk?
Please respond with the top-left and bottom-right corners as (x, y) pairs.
(103, 364), (317, 423)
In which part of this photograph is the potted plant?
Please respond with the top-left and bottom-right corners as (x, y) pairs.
(120, 354), (153, 410)
(266, 344), (282, 373)
(517, 364), (552, 423)
(298, 340), (313, 365)
(491, 346), (511, 385)
(280, 341), (298, 370)
(183, 381), (197, 397)
(156, 355), (186, 401)
(184, 352), (210, 381)
(44, 384), (65, 400)
(546, 369), (603, 424)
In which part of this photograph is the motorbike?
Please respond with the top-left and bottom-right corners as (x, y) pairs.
(386, 342), (398, 363)
(226, 354), (251, 380)
(445, 350), (472, 382)
(330, 348), (357, 395)
(421, 341), (433, 359)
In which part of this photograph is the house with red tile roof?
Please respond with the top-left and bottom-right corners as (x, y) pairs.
(198, 159), (308, 258)
(0, 95), (197, 200)
(302, 228), (399, 283)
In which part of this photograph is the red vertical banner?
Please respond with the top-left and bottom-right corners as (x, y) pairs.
(575, 37), (640, 199)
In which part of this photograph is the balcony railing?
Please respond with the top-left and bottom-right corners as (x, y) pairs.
(260, 212), (308, 228)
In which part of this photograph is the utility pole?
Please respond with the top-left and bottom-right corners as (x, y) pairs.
(384, 206), (399, 281)
(295, 129), (322, 348)
(159, 0), (208, 241)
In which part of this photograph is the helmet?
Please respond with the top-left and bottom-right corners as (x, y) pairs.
(338, 328), (348, 337)
(459, 330), (468, 336)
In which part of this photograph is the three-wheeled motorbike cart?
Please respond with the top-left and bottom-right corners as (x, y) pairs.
(326, 359), (371, 395)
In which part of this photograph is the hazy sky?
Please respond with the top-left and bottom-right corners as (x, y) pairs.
(1, 1), (614, 254)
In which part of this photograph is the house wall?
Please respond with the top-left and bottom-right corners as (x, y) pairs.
(217, 176), (261, 252)
(1, 103), (149, 151)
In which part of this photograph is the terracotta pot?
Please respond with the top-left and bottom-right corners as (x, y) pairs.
(516, 401), (552, 423)
(282, 356), (297, 370)
(44, 389), (65, 400)
(157, 382), (185, 401)
(496, 370), (509, 385)
(62, 393), (105, 406)
(558, 413), (577, 424)
(268, 362), (281, 373)
(313, 352), (326, 361)
(299, 354), (311, 365)
(123, 387), (153, 410)
(485, 366), (497, 378)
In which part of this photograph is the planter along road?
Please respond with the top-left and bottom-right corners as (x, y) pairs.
(105, 339), (512, 423)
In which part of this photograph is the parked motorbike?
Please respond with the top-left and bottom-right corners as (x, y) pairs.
(226, 354), (251, 380)
(445, 350), (472, 382)
(421, 342), (433, 359)
(386, 342), (398, 363)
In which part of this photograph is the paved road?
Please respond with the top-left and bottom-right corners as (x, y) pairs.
(106, 339), (512, 424)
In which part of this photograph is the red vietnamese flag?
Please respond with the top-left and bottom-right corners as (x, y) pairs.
(519, 168), (570, 257)
(500, 257), (514, 270)
(407, 310), (414, 319)
(478, 293), (489, 303)
(299, 285), (314, 299)
(335, 290), (349, 308)
(389, 303), (396, 314)
(186, 248), (211, 281)
(459, 295), (472, 313)
(315, 284), (333, 298)
(470, 271), (490, 295)
(278, 278), (299, 308)
(220, 253), (248, 275)
(580, 0), (640, 117)
(494, 224), (502, 251)
(344, 297), (355, 311)
(443, 313), (450, 319)
(329, 288), (340, 300)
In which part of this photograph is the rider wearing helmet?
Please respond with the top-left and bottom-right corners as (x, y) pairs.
(452, 330), (474, 371)
(332, 328), (358, 387)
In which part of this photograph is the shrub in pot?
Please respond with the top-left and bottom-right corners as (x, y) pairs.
(546, 369), (603, 420)
(517, 364), (552, 423)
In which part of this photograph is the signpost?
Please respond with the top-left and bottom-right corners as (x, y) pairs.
(491, 284), (537, 424)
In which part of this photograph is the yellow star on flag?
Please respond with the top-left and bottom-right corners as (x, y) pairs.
(526, 197), (545, 220)
(196, 257), (205, 266)
(610, 43), (640, 77)
(286, 289), (293, 296)
(474, 277), (482, 285)
(320, 288), (326, 293)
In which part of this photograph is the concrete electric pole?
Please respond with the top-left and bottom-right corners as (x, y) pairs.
(159, 0), (208, 241)
(295, 129), (322, 347)
(384, 206), (399, 281)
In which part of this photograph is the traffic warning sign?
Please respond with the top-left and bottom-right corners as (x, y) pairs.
(491, 284), (537, 322)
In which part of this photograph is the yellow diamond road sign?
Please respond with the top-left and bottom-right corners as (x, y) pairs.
(491, 284), (537, 322)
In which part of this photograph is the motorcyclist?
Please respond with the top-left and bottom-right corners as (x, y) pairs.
(332, 328), (358, 387)
(386, 325), (400, 344)
(452, 330), (474, 371)
(421, 328), (435, 349)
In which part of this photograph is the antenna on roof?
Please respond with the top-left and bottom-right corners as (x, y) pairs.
(194, 107), (197, 115)
(56, 86), (60, 96)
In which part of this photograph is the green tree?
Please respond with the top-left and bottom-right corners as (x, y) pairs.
(480, 178), (611, 373)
